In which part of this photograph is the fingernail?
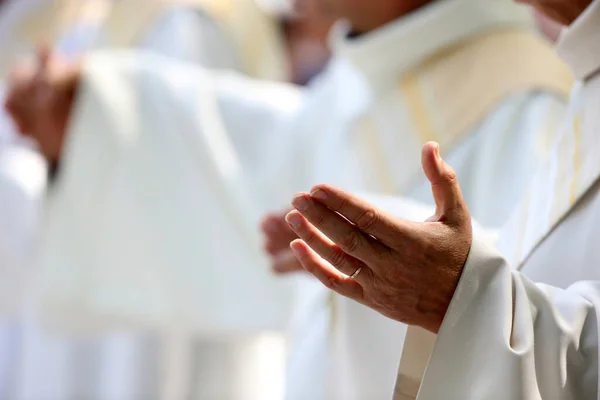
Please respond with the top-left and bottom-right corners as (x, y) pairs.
(290, 242), (302, 258)
(292, 195), (309, 211)
(286, 212), (302, 229)
(311, 188), (327, 201)
(434, 143), (441, 161)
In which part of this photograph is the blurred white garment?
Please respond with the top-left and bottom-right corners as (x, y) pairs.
(396, 3), (600, 398)
(29, 3), (572, 400)
(0, 1), (63, 398)
(93, 3), (288, 400)
(0, 85), (47, 400)
(285, 1), (569, 398)
(0, 1), (291, 400)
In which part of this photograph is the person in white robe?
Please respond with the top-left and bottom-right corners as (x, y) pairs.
(0, 1), (292, 399)
(280, 0), (600, 398)
(88, 2), (294, 399)
(261, 0), (572, 397)
(2, 0), (574, 399)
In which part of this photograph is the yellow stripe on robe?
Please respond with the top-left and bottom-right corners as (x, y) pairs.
(85, 0), (287, 84)
(392, 28), (574, 400)
(399, 29), (573, 154)
(570, 116), (582, 206)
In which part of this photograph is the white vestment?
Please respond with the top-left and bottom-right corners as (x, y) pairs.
(286, 3), (570, 398)
(0, 2), (280, 399)
(393, 2), (600, 399)
(20, 1), (571, 399)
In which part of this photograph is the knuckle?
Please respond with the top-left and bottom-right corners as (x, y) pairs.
(312, 211), (326, 227)
(440, 168), (457, 183)
(324, 277), (338, 289)
(356, 209), (378, 231)
(327, 246), (348, 268)
(334, 196), (348, 213)
(303, 231), (317, 246)
(339, 232), (360, 253)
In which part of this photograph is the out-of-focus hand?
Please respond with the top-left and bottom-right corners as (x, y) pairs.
(4, 45), (82, 165)
(285, 142), (472, 334)
(517, 0), (592, 25)
(261, 210), (304, 274)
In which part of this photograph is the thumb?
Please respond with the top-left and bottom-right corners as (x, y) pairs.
(421, 142), (469, 225)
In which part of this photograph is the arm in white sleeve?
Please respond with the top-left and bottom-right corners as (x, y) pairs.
(34, 50), (302, 333)
(417, 235), (599, 400)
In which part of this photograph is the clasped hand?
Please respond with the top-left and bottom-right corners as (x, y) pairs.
(4, 46), (80, 165)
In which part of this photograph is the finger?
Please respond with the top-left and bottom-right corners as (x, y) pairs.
(285, 210), (373, 284)
(271, 250), (304, 275)
(308, 184), (418, 246)
(291, 193), (391, 263)
(290, 239), (364, 302)
(421, 142), (469, 226)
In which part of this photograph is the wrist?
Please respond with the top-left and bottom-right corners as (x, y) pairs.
(416, 234), (472, 334)
(416, 275), (460, 334)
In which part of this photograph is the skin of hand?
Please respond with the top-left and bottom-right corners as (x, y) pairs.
(285, 142), (472, 334)
(4, 46), (81, 165)
(260, 210), (305, 274)
(516, 0), (592, 25)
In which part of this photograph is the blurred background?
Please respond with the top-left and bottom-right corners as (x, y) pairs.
(0, 2), (334, 400)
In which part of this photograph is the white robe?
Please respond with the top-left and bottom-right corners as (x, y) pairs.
(25, 1), (572, 399)
(285, 3), (569, 399)
(395, 2), (600, 398)
(0, 3), (263, 399)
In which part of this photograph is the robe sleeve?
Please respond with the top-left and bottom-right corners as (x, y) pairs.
(417, 235), (600, 400)
(34, 50), (303, 334)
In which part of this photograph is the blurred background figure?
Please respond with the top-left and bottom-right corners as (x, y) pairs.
(282, 0), (334, 85)
(0, 0), (332, 399)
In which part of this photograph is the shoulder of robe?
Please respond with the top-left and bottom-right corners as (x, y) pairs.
(98, 0), (287, 80)
(83, 0), (185, 49)
(399, 29), (574, 154)
(14, 0), (83, 46)
(94, 0), (167, 48)
(173, 0), (289, 81)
